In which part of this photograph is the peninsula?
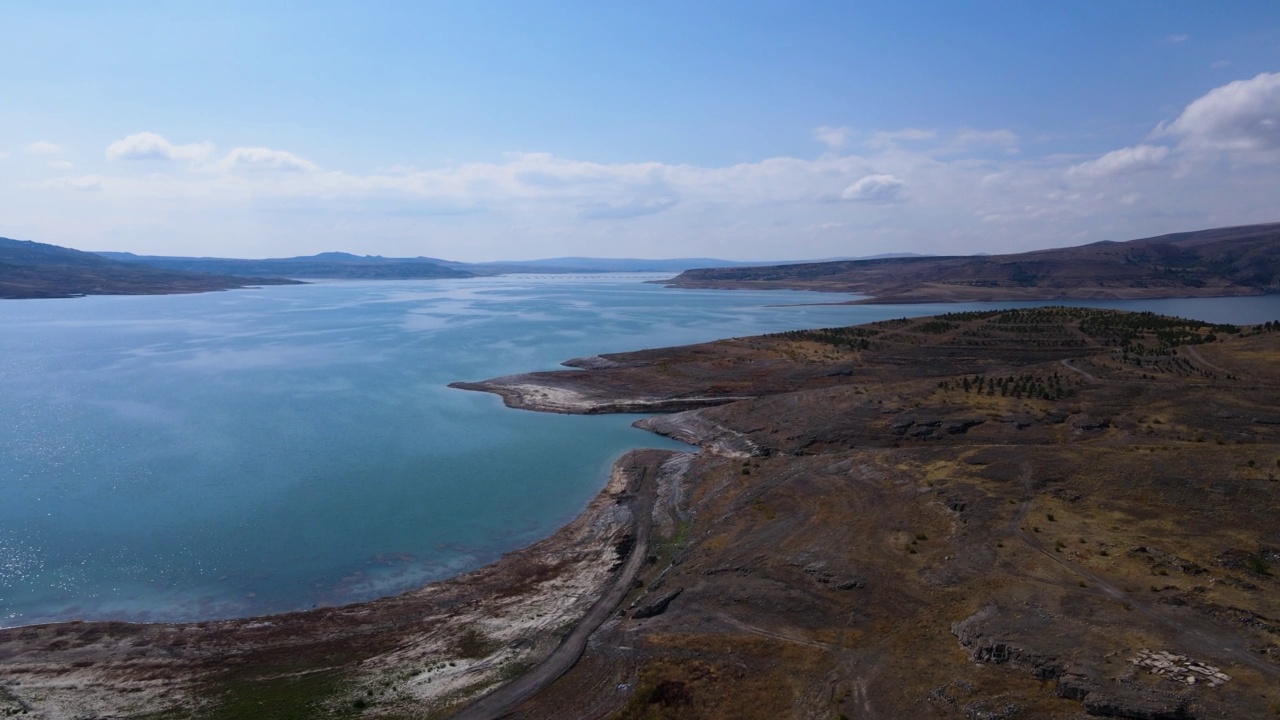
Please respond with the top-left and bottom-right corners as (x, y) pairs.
(2, 307), (1278, 719)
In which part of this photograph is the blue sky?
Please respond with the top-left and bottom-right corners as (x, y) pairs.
(3, 2), (1280, 260)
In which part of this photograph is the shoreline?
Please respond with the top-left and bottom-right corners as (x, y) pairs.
(662, 279), (1277, 305)
(6, 307), (1280, 718)
(0, 445), (697, 719)
(448, 375), (751, 414)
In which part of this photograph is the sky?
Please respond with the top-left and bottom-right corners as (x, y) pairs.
(3, 1), (1280, 261)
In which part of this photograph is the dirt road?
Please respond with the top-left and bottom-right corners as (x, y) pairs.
(449, 449), (671, 720)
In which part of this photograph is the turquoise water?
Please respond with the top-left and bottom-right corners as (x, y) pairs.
(3, 276), (1279, 627)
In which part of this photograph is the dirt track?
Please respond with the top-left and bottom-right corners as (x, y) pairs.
(449, 450), (670, 720)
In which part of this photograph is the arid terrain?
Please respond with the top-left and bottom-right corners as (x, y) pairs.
(665, 222), (1280, 303)
(3, 308), (1280, 719)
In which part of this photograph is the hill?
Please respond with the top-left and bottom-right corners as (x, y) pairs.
(97, 251), (475, 280)
(458, 254), (927, 274)
(0, 237), (302, 299)
(96, 251), (935, 278)
(666, 222), (1280, 303)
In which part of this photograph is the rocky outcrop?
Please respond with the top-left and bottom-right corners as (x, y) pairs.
(951, 606), (1064, 680)
(633, 588), (683, 619)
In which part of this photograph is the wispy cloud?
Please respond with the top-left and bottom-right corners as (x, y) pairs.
(1165, 33), (1190, 43)
(27, 141), (64, 155)
(868, 128), (937, 149)
(956, 128), (1019, 148)
(579, 196), (679, 219)
(1068, 144), (1170, 178)
(38, 175), (103, 192)
(812, 125), (851, 149)
(222, 147), (318, 173)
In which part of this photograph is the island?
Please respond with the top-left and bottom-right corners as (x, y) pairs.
(2, 307), (1278, 720)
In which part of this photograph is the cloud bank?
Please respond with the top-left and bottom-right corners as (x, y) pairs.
(11, 73), (1280, 260)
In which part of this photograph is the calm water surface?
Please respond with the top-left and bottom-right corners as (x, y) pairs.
(3, 276), (1279, 626)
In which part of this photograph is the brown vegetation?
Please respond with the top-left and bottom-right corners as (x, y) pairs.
(466, 308), (1280, 719)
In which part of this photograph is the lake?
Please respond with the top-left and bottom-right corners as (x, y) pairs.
(3, 275), (1280, 627)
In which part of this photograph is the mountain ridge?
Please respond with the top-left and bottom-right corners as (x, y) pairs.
(666, 222), (1280, 303)
(0, 237), (302, 299)
(95, 251), (932, 277)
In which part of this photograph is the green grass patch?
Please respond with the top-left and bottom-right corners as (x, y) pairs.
(195, 668), (358, 720)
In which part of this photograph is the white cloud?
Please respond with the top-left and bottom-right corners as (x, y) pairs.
(47, 159), (74, 170)
(841, 174), (906, 203)
(813, 125), (851, 148)
(27, 141), (64, 155)
(1068, 144), (1170, 178)
(1211, 60), (1231, 69)
(13, 86), (1280, 261)
(1166, 34), (1189, 43)
(106, 132), (213, 161)
(1160, 71), (1280, 157)
(223, 147), (318, 172)
(0, 151), (9, 160)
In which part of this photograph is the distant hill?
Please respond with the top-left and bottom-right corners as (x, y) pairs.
(0, 237), (302, 300)
(464, 257), (763, 274)
(97, 251), (475, 280)
(94, 252), (933, 278)
(458, 253), (929, 275)
(665, 222), (1280, 303)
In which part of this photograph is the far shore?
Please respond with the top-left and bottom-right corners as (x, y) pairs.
(661, 277), (1279, 305)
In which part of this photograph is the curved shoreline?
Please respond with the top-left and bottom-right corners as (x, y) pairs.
(0, 443), (698, 719)
(449, 450), (667, 720)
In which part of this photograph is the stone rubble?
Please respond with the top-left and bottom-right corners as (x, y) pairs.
(1130, 648), (1231, 687)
